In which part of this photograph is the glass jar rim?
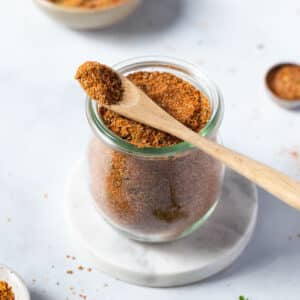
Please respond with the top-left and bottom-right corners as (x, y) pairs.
(86, 56), (224, 158)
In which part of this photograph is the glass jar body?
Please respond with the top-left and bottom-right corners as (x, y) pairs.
(86, 57), (225, 243)
(87, 136), (224, 242)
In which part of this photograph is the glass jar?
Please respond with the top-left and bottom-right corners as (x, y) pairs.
(86, 57), (224, 243)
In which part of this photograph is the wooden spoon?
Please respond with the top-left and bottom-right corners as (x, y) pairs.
(101, 75), (300, 211)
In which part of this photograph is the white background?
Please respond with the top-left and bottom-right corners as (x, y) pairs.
(0, 1), (300, 299)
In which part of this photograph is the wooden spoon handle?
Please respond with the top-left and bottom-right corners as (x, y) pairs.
(169, 121), (300, 211)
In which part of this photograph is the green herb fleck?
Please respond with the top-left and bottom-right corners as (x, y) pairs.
(239, 296), (249, 300)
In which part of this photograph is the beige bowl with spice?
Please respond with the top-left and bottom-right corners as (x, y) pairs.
(33, 0), (142, 30)
(0, 265), (30, 300)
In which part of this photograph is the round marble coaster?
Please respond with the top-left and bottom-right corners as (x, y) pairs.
(65, 160), (258, 287)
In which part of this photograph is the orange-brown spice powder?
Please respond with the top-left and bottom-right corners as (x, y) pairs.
(75, 61), (123, 105)
(0, 281), (15, 300)
(101, 71), (211, 148)
(268, 65), (300, 100)
(49, 0), (124, 9)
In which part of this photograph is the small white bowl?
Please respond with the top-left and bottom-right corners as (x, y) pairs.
(0, 265), (30, 300)
(33, 0), (142, 30)
(265, 62), (300, 110)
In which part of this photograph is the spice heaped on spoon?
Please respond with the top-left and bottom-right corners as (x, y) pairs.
(75, 61), (123, 105)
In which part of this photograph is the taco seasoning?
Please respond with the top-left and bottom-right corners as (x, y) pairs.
(0, 281), (15, 300)
(76, 61), (123, 105)
(267, 64), (300, 100)
(48, 0), (125, 9)
(82, 58), (224, 242)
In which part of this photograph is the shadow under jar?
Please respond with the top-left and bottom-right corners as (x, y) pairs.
(86, 57), (225, 243)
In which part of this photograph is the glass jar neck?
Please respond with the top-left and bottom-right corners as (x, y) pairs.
(86, 56), (224, 158)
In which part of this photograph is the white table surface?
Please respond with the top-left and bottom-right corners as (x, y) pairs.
(0, 1), (300, 299)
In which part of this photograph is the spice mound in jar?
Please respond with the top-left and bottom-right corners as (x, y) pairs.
(101, 71), (211, 147)
(267, 64), (300, 100)
(88, 69), (223, 240)
(0, 281), (15, 300)
(48, 0), (125, 9)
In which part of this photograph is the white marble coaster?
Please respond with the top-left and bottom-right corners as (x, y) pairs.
(65, 160), (258, 287)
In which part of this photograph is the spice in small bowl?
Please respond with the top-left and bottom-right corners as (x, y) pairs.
(48, 0), (126, 10)
(33, 0), (142, 30)
(265, 63), (300, 109)
(0, 265), (30, 300)
(0, 281), (15, 300)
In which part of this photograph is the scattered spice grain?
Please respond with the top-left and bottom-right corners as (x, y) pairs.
(78, 266), (84, 271)
(66, 270), (74, 275)
(75, 61), (123, 105)
(48, 0), (124, 9)
(0, 281), (15, 300)
(268, 64), (300, 100)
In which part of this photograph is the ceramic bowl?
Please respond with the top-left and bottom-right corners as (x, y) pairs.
(0, 265), (30, 300)
(265, 62), (300, 110)
(33, 0), (142, 30)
